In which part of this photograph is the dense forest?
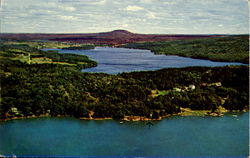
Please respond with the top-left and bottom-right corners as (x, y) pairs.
(0, 39), (249, 120)
(123, 35), (249, 64)
(61, 45), (95, 50)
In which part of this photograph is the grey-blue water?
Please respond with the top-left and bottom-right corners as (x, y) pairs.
(0, 113), (248, 157)
(52, 47), (245, 74)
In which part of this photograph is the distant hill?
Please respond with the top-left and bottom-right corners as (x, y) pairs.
(0, 30), (222, 45)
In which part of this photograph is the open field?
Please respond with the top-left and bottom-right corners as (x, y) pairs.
(0, 40), (97, 69)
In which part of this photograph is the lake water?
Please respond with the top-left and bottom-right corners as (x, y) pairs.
(53, 47), (245, 74)
(0, 113), (248, 157)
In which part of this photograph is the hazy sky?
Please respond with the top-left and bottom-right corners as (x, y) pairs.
(0, 0), (249, 34)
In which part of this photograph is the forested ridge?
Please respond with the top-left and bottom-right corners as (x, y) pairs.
(0, 40), (249, 120)
(123, 35), (249, 64)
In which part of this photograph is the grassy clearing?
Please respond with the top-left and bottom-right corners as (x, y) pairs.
(77, 62), (88, 65)
(11, 55), (78, 66)
(158, 90), (169, 96)
(5, 40), (95, 49)
(11, 54), (29, 63)
(151, 90), (176, 98)
(0, 40), (97, 69)
(178, 108), (210, 116)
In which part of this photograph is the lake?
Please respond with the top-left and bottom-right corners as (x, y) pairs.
(0, 112), (248, 157)
(52, 47), (245, 74)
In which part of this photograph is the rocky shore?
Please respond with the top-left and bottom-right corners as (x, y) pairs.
(1, 107), (248, 122)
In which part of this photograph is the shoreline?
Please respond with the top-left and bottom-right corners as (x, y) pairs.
(70, 46), (248, 64)
(49, 46), (247, 64)
(1, 109), (248, 122)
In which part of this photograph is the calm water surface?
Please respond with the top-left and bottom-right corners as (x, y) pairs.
(0, 113), (248, 157)
(53, 47), (245, 74)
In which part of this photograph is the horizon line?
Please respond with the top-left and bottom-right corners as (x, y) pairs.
(0, 31), (249, 36)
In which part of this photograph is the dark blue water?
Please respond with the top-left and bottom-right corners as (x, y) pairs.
(0, 113), (248, 157)
(50, 47), (245, 74)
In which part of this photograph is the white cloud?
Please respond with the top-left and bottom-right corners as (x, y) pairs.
(29, 9), (57, 15)
(125, 5), (144, 11)
(58, 6), (76, 11)
(122, 23), (128, 27)
(1, 0), (248, 34)
(91, 0), (107, 5)
(29, 2), (76, 12)
(163, 2), (176, 5)
(147, 12), (158, 19)
(140, 0), (153, 3)
(0, 0), (5, 10)
(58, 15), (77, 20)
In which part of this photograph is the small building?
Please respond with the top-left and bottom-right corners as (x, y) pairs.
(189, 85), (195, 91)
(214, 82), (222, 87)
(173, 87), (182, 92)
(11, 107), (18, 113)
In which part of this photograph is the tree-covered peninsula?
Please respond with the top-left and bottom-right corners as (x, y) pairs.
(0, 39), (249, 121)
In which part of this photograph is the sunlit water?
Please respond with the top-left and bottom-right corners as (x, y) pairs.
(50, 47), (245, 74)
(0, 113), (248, 157)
